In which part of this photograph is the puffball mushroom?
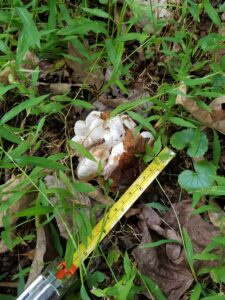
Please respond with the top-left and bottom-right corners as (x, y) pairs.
(72, 111), (154, 181)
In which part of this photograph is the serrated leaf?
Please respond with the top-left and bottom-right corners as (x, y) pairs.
(170, 129), (208, 157)
(190, 283), (202, 300)
(178, 161), (217, 191)
(169, 117), (196, 128)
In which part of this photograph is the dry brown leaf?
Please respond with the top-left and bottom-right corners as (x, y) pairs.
(208, 200), (225, 229)
(66, 42), (104, 89)
(0, 66), (12, 84)
(0, 176), (34, 227)
(110, 130), (150, 188)
(133, 200), (221, 299)
(176, 85), (225, 134)
(25, 227), (46, 287)
(0, 240), (9, 254)
(49, 83), (71, 95)
(132, 220), (193, 300)
(22, 51), (40, 70)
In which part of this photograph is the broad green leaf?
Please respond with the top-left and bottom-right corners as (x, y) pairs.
(146, 202), (169, 212)
(178, 161), (217, 191)
(169, 117), (196, 128)
(73, 182), (96, 193)
(194, 186), (225, 196)
(91, 288), (106, 297)
(213, 236), (225, 246)
(124, 252), (132, 276)
(194, 253), (219, 261)
(65, 239), (75, 270)
(191, 205), (220, 215)
(81, 285), (91, 300)
(141, 274), (166, 300)
(105, 39), (117, 65)
(0, 84), (19, 97)
(153, 136), (162, 156)
(57, 18), (107, 36)
(16, 7), (40, 48)
(47, 0), (57, 30)
(0, 125), (22, 144)
(86, 271), (105, 289)
(170, 129), (208, 157)
(210, 266), (225, 284)
(141, 239), (181, 248)
(69, 140), (96, 162)
(202, 0), (221, 27)
(82, 7), (109, 19)
(15, 156), (67, 171)
(183, 77), (211, 86)
(118, 276), (135, 300)
(110, 98), (148, 117)
(107, 247), (120, 267)
(15, 206), (53, 217)
(128, 111), (156, 134)
(71, 99), (94, 109)
(0, 95), (48, 124)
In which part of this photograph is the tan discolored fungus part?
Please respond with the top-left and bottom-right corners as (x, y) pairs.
(77, 146), (109, 181)
(72, 111), (154, 184)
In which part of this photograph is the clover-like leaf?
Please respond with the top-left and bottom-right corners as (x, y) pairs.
(170, 129), (208, 157)
(178, 160), (217, 191)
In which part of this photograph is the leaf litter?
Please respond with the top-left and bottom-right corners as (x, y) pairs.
(132, 200), (221, 299)
(0, 1), (225, 299)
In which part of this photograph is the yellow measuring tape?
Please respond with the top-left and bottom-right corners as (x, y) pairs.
(57, 147), (175, 278)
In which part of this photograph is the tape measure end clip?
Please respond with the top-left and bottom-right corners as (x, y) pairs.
(56, 262), (77, 279)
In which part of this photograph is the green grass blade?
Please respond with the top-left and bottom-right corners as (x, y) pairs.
(0, 95), (48, 124)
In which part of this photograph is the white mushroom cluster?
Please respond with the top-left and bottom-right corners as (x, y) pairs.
(72, 111), (153, 181)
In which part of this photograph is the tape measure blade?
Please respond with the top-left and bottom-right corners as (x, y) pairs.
(73, 147), (175, 268)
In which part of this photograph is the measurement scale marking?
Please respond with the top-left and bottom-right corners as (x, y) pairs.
(72, 147), (175, 268)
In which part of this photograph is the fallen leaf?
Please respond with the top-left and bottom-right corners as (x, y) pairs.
(44, 174), (91, 239)
(66, 42), (104, 89)
(176, 85), (225, 134)
(132, 0), (172, 33)
(132, 200), (221, 299)
(0, 240), (9, 254)
(132, 219), (193, 300)
(208, 200), (225, 229)
(22, 51), (40, 70)
(49, 83), (71, 95)
(25, 227), (46, 287)
(0, 66), (12, 84)
(164, 200), (220, 254)
(0, 176), (34, 227)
